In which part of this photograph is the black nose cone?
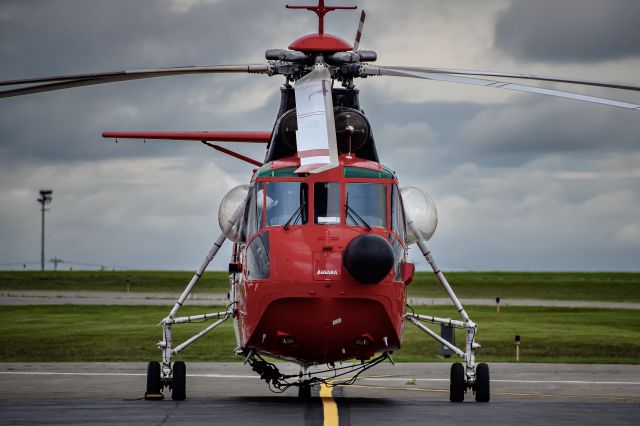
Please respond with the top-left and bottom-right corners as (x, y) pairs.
(344, 234), (394, 284)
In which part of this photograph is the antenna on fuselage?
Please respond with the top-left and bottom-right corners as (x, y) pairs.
(286, 0), (357, 35)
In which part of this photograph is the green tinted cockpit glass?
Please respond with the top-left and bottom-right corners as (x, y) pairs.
(344, 166), (394, 179)
(256, 165), (299, 177)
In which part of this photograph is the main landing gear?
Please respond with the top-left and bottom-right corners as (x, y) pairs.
(145, 360), (187, 401)
(450, 362), (490, 402)
(404, 224), (490, 402)
(144, 217), (243, 401)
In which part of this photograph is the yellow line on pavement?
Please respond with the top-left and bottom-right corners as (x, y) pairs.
(320, 381), (338, 426)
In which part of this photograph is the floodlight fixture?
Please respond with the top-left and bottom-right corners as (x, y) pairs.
(37, 189), (53, 271)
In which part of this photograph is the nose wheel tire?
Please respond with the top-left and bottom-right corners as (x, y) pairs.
(449, 362), (465, 402)
(298, 382), (311, 399)
(145, 361), (163, 400)
(474, 363), (490, 402)
(172, 361), (187, 401)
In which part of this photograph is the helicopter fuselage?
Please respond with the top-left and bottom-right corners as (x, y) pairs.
(234, 155), (413, 365)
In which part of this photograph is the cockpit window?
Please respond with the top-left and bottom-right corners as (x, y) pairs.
(314, 182), (341, 225)
(391, 184), (406, 242)
(243, 182), (264, 240)
(345, 183), (387, 228)
(264, 182), (308, 227)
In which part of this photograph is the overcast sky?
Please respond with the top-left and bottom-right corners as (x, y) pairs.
(1, 0), (639, 271)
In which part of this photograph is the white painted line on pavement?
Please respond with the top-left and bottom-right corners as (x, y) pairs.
(1, 371), (639, 385)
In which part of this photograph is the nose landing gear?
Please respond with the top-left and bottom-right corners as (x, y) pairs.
(298, 381), (312, 399)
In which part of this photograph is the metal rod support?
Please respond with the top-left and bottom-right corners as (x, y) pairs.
(167, 197), (246, 320)
(168, 233), (227, 319)
(405, 316), (465, 357)
(169, 310), (233, 325)
(405, 313), (469, 329)
(413, 244), (470, 322)
(172, 315), (231, 355)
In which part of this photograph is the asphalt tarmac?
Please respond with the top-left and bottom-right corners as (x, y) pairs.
(1, 362), (638, 425)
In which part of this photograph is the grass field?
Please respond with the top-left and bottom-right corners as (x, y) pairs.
(1, 304), (638, 364)
(1, 271), (639, 302)
(0, 271), (227, 293)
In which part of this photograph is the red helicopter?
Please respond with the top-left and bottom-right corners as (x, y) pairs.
(2, 0), (639, 403)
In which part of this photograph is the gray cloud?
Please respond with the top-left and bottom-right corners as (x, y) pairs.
(494, 0), (640, 63)
(456, 97), (640, 166)
(0, 0), (291, 166)
(0, 0), (284, 74)
(0, 0), (638, 271)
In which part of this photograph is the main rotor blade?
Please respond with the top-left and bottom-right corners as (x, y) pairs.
(0, 64), (270, 98)
(353, 10), (366, 52)
(293, 65), (339, 174)
(362, 65), (640, 111)
(102, 131), (271, 143)
(378, 66), (640, 92)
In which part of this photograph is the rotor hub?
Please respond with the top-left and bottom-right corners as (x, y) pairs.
(288, 33), (353, 53)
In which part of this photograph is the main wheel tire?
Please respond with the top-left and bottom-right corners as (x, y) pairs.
(172, 361), (186, 401)
(450, 362), (465, 402)
(298, 383), (311, 399)
(475, 363), (490, 402)
(145, 361), (162, 399)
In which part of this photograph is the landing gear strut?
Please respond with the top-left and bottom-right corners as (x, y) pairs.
(404, 221), (490, 402)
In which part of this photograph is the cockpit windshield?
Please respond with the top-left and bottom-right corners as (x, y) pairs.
(345, 183), (386, 228)
(263, 182), (308, 227)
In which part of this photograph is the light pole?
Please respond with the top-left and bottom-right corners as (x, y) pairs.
(37, 190), (53, 271)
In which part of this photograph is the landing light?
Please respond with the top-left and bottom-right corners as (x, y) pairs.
(280, 337), (296, 345)
(354, 338), (370, 346)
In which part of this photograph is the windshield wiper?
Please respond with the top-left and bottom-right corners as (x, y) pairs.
(284, 201), (306, 230)
(345, 193), (371, 231)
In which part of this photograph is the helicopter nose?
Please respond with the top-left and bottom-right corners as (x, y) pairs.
(343, 234), (394, 284)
